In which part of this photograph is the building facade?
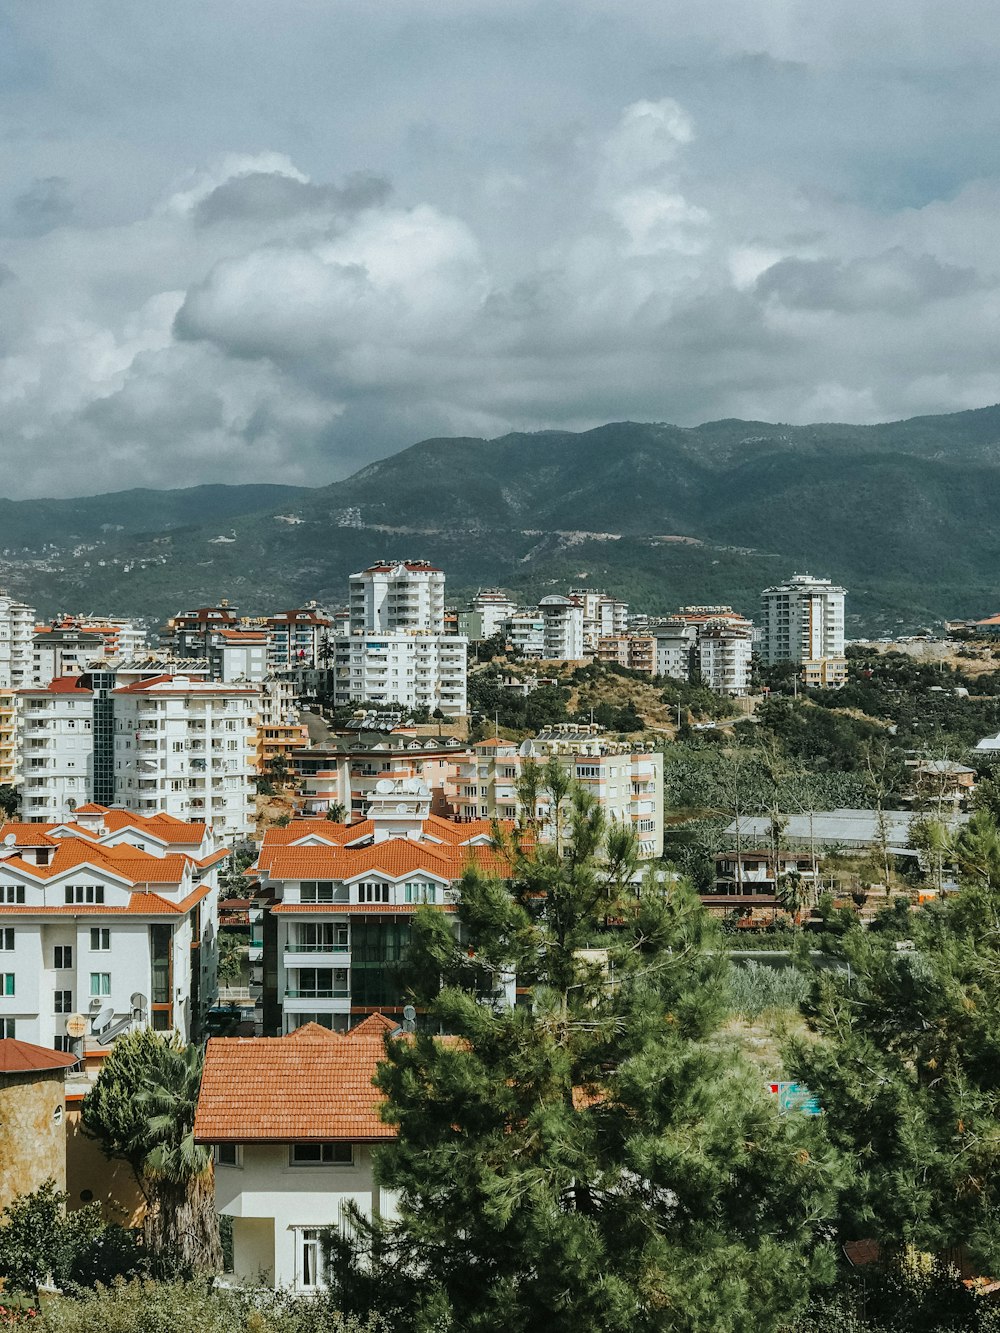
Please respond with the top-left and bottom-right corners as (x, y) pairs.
(349, 561), (445, 634)
(452, 727), (664, 859)
(195, 1018), (402, 1290)
(0, 594), (36, 691)
(760, 574), (847, 675)
(112, 676), (258, 837)
(0, 806), (225, 1050)
(330, 632), (467, 717)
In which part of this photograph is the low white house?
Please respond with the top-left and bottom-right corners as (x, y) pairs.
(194, 1014), (401, 1289)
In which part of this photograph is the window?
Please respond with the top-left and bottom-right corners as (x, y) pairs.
(0, 929), (12, 951)
(0, 975), (14, 997)
(54, 990), (72, 1014)
(53, 1036), (72, 1054)
(90, 928), (110, 952)
(54, 945), (72, 969)
(65, 885), (104, 905)
(300, 1229), (322, 1289)
(300, 882), (348, 904)
(290, 1143), (353, 1166)
(294, 923), (347, 952)
(404, 882), (437, 905)
(214, 1144), (242, 1167)
(89, 973), (111, 997)
(358, 881), (389, 904)
(0, 1018), (13, 1038)
(0, 886), (24, 905)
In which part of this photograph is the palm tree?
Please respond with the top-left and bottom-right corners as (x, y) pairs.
(137, 1041), (222, 1274)
(776, 868), (805, 925)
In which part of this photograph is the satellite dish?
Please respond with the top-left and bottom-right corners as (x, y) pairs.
(92, 1005), (115, 1032)
(130, 992), (147, 1017)
(65, 1013), (88, 1039)
(2, 833), (15, 847)
(395, 803), (409, 814)
(402, 1005), (416, 1022)
(374, 779), (393, 795)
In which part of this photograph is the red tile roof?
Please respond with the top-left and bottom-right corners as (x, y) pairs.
(19, 676), (93, 696)
(0, 1038), (79, 1073)
(194, 1029), (398, 1143)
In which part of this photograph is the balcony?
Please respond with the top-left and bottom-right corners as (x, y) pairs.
(284, 947), (350, 968)
(284, 988), (350, 1000)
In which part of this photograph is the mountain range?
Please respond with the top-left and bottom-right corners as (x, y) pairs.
(6, 405), (1000, 634)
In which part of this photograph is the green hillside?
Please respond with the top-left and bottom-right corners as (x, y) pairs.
(6, 408), (1000, 630)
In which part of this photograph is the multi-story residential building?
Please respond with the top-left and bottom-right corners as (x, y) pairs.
(505, 612), (545, 658)
(254, 677), (308, 776)
(697, 623), (753, 696)
(195, 1017), (402, 1289)
(113, 676), (258, 837)
(248, 781), (510, 1034)
(0, 690), (17, 787)
(596, 635), (655, 674)
(0, 594), (37, 691)
(539, 596), (585, 661)
(0, 805), (226, 1049)
(47, 616), (148, 662)
(330, 631), (467, 717)
(162, 602), (241, 656)
(349, 561), (445, 634)
(453, 726), (664, 859)
(19, 678), (95, 822)
(464, 589), (517, 641)
(760, 574), (847, 682)
(260, 606), (333, 670)
(569, 589), (629, 651)
(651, 621), (699, 679)
(291, 732), (468, 820)
(31, 628), (108, 687)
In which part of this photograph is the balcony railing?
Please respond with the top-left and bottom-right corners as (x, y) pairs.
(285, 944), (350, 954)
(284, 988), (350, 999)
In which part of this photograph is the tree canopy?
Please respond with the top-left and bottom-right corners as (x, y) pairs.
(330, 789), (842, 1332)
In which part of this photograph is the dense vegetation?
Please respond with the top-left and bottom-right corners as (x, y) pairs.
(13, 406), (1000, 626)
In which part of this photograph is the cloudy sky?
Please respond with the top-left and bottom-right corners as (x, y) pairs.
(3, 0), (1000, 497)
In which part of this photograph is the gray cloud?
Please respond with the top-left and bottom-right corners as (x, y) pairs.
(0, 3), (1000, 495)
(10, 176), (74, 236)
(193, 170), (391, 227)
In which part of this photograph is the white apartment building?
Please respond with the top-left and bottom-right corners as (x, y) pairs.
(261, 606), (333, 670)
(539, 596), (585, 661)
(697, 624), (753, 696)
(31, 629), (108, 687)
(48, 616), (147, 662)
(0, 594), (37, 690)
(18, 678), (95, 822)
(454, 727), (664, 859)
(506, 612), (545, 658)
(569, 589), (629, 651)
(0, 691), (17, 787)
(112, 676), (258, 837)
(330, 633), (467, 716)
(459, 589), (518, 641)
(760, 574), (847, 671)
(349, 561), (445, 634)
(0, 806), (226, 1049)
(652, 622), (698, 679)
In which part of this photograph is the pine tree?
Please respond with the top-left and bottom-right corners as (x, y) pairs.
(789, 806), (1000, 1271)
(331, 788), (842, 1333)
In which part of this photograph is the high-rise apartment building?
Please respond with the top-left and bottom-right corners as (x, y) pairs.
(760, 574), (847, 679)
(0, 594), (36, 690)
(349, 561), (445, 634)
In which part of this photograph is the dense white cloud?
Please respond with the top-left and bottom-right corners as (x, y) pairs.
(1, 2), (1000, 495)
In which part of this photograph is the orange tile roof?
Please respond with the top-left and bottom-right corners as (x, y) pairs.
(0, 1038), (79, 1073)
(194, 1029), (397, 1143)
(348, 1012), (398, 1038)
(19, 676), (93, 696)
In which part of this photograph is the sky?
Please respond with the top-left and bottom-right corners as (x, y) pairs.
(3, 0), (1000, 497)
